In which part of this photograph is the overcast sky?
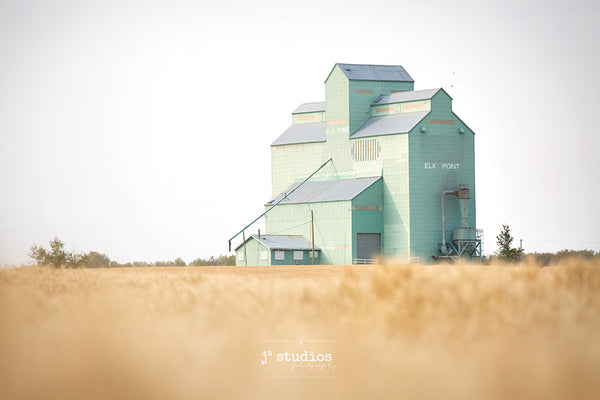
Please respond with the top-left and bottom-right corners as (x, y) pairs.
(1, 0), (599, 265)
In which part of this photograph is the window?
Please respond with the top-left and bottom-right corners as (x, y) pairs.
(237, 251), (244, 261)
(310, 250), (319, 258)
(275, 251), (285, 260)
(293, 251), (304, 260)
(260, 251), (268, 261)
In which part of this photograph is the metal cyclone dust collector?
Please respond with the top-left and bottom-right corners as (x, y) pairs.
(439, 184), (480, 259)
(453, 185), (476, 242)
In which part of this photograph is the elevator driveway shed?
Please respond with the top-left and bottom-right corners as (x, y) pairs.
(262, 176), (383, 265)
(235, 235), (321, 266)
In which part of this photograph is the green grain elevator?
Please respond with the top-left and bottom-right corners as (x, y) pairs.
(233, 63), (480, 265)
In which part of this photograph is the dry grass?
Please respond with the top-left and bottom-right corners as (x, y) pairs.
(1, 260), (600, 399)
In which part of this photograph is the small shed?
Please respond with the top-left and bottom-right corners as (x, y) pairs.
(235, 235), (320, 266)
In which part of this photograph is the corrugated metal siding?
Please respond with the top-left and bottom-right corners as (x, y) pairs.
(373, 88), (441, 105)
(293, 102), (326, 114)
(267, 177), (380, 205)
(351, 112), (429, 139)
(337, 63), (414, 82)
(272, 122), (326, 146)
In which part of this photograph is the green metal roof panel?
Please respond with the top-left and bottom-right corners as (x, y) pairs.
(373, 88), (442, 105)
(351, 112), (429, 139)
(267, 177), (381, 205)
(337, 63), (413, 82)
(293, 102), (326, 114)
(271, 122), (326, 146)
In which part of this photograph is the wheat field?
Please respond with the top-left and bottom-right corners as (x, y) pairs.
(1, 260), (599, 400)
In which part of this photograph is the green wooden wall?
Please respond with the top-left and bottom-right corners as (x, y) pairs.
(264, 179), (382, 264)
(235, 237), (268, 266)
(235, 238), (319, 266)
(408, 90), (476, 261)
(264, 201), (352, 265)
(351, 179), (384, 260)
(348, 79), (414, 135)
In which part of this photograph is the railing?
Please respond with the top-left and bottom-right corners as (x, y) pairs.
(437, 239), (482, 261)
(353, 258), (378, 265)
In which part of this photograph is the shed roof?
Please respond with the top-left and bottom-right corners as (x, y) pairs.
(256, 235), (320, 251)
(267, 176), (380, 205)
(293, 102), (326, 114)
(235, 235), (319, 251)
(373, 88), (443, 105)
(335, 63), (413, 82)
(272, 122), (326, 146)
(351, 111), (429, 139)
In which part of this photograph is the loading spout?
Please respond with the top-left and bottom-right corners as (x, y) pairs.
(228, 158), (333, 250)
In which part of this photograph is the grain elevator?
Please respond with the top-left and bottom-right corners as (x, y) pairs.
(232, 63), (480, 265)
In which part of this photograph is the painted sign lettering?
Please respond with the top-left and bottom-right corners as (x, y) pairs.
(424, 162), (460, 170)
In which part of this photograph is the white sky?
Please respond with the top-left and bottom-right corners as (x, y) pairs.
(1, 0), (599, 265)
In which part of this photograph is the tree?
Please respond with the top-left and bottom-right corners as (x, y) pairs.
(86, 251), (111, 268)
(29, 237), (111, 268)
(496, 224), (524, 262)
(29, 244), (50, 265)
(49, 237), (69, 267)
(189, 255), (235, 266)
(525, 249), (600, 266)
(214, 255), (236, 266)
(29, 237), (70, 268)
(173, 257), (186, 266)
(69, 252), (86, 268)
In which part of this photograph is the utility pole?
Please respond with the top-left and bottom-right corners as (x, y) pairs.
(311, 210), (315, 265)
(242, 230), (247, 266)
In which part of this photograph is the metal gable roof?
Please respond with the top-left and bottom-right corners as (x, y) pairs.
(255, 235), (320, 251)
(336, 63), (414, 82)
(267, 176), (381, 205)
(373, 88), (442, 105)
(271, 122), (326, 146)
(234, 235), (319, 251)
(293, 102), (326, 114)
(350, 111), (429, 139)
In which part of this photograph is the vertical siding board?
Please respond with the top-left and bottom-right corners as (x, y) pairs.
(408, 91), (476, 260)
